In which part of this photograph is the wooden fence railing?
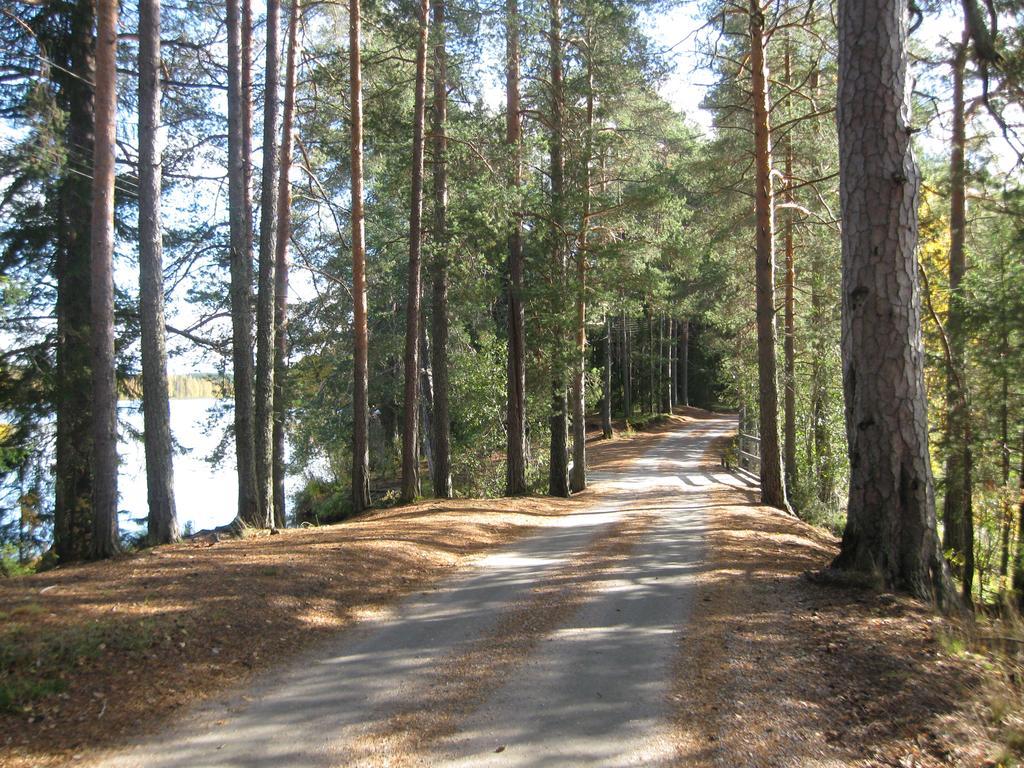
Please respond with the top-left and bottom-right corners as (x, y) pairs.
(737, 432), (761, 475)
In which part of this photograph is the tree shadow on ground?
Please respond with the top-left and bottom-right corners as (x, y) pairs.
(673, 486), (1001, 767)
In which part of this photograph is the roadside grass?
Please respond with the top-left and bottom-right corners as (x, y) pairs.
(1, 614), (160, 714)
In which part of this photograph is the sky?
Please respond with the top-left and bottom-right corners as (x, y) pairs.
(641, 4), (715, 130)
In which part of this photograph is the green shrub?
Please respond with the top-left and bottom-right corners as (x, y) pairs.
(293, 478), (353, 525)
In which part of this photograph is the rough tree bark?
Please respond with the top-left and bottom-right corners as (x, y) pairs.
(138, 0), (179, 545)
(90, 0), (120, 559)
(227, 0), (261, 527)
(547, 0), (569, 498)
(430, 0), (453, 498)
(504, 0), (527, 496)
(350, 0), (371, 513)
(54, 0), (96, 562)
(271, 0), (300, 529)
(255, 0), (282, 525)
(749, 0), (790, 512)
(400, 0), (430, 502)
(831, 0), (955, 608)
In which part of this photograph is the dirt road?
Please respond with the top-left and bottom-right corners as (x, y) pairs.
(99, 415), (744, 768)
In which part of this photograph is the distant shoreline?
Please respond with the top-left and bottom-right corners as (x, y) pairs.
(118, 374), (233, 401)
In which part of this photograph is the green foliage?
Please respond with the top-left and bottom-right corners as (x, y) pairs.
(293, 478), (354, 526)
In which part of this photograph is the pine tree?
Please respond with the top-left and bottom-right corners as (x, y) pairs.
(138, 0), (179, 545)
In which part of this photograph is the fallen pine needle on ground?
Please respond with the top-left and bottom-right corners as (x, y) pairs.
(672, 435), (1021, 767)
(0, 411), (698, 768)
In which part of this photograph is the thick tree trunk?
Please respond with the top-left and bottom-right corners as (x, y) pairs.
(942, 35), (972, 602)
(430, 0), (453, 498)
(547, 0), (569, 498)
(90, 0), (120, 559)
(602, 314), (613, 438)
(504, 0), (527, 496)
(54, 0), (96, 563)
(350, 0), (371, 513)
(138, 0), (178, 545)
(227, 0), (261, 527)
(400, 0), (430, 502)
(271, 0), (300, 529)
(749, 0), (790, 513)
(255, 0), (282, 525)
(832, 0), (954, 608)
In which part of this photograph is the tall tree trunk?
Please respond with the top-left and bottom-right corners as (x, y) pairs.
(782, 37), (798, 496)
(679, 318), (689, 407)
(622, 309), (631, 418)
(419, 308), (435, 480)
(943, 34), (972, 602)
(602, 313), (612, 438)
(138, 0), (178, 545)
(810, 251), (833, 503)
(54, 0), (96, 563)
(661, 316), (669, 412)
(569, 55), (593, 494)
(668, 317), (676, 412)
(749, 0), (790, 513)
(998, 249), (1011, 580)
(400, 0), (430, 502)
(90, 0), (120, 559)
(547, 0), (569, 497)
(504, 0), (527, 496)
(241, 0), (254, 264)
(271, 0), (300, 529)
(430, 0), (453, 498)
(350, 0), (371, 513)
(646, 309), (654, 414)
(832, 0), (954, 608)
(1015, 426), (1024, 611)
(227, 0), (261, 527)
(807, 65), (832, 505)
(255, 0), (282, 525)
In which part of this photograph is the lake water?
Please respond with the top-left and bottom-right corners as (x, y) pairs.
(118, 398), (301, 534)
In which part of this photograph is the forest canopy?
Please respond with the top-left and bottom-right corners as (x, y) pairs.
(0, 0), (1022, 611)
